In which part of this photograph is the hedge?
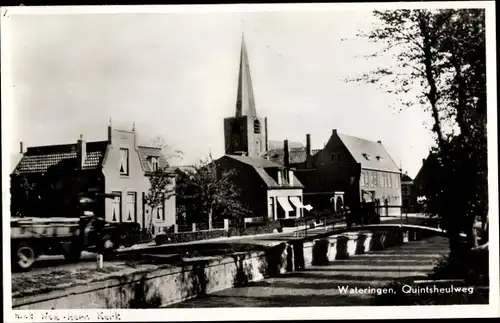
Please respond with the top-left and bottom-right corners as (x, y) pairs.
(228, 221), (282, 237)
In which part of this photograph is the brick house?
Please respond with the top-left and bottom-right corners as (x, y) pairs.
(10, 123), (176, 235)
(401, 172), (417, 213)
(215, 155), (305, 223)
(265, 130), (402, 217)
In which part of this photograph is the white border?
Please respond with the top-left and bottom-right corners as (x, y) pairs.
(2, 2), (498, 321)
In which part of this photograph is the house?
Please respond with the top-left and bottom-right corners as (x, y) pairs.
(218, 34), (306, 223)
(401, 171), (417, 213)
(216, 155), (305, 223)
(265, 130), (402, 217)
(10, 123), (176, 235)
(413, 154), (438, 198)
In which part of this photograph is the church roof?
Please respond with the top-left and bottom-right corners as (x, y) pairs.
(235, 33), (257, 118)
(225, 154), (284, 169)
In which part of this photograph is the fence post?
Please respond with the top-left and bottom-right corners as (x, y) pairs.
(224, 219), (229, 231)
(192, 223), (196, 232)
(174, 224), (178, 233)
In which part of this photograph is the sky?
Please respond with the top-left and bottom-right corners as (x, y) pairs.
(4, 7), (437, 178)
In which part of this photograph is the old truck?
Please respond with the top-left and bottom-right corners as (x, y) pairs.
(10, 193), (142, 271)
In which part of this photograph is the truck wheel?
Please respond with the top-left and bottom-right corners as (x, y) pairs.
(63, 245), (82, 262)
(13, 242), (36, 271)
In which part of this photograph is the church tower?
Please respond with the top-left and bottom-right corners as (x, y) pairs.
(224, 33), (268, 157)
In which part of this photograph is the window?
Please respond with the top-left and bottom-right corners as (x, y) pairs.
(157, 200), (165, 221)
(119, 148), (129, 176)
(380, 173), (385, 188)
(254, 119), (261, 134)
(331, 153), (341, 162)
(373, 172), (378, 187)
(277, 170), (283, 185)
(111, 191), (121, 222)
(268, 197), (275, 220)
(395, 175), (399, 189)
(126, 192), (137, 222)
(388, 174), (392, 188)
(149, 156), (160, 171)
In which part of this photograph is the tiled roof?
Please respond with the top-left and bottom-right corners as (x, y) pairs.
(137, 146), (170, 173)
(263, 148), (308, 165)
(225, 154), (284, 169)
(13, 141), (108, 174)
(222, 155), (303, 189)
(263, 147), (322, 166)
(267, 140), (305, 150)
(337, 133), (400, 173)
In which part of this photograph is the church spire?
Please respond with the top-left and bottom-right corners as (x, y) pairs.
(235, 33), (257, 118)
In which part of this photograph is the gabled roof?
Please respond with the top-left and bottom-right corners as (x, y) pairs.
(221, 154), (303, 189)
(401, 173), (413, 182)
(13, 141), (108, 174)
(414, 152), (438, 185)
(136, 146), (170, 173)
(337, 133), (400, 173)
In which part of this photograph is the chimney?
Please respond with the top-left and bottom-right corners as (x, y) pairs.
(306, 134), (311, 156)
(377, 140), (382, 144)
(422, 158), (426, 165)
(332, 129), (337, 135)
(264, 117), (268, 151)
(107, 118), (112, 144)
(77, 134), (87, 169)
(20, 141), (24, 154)
(283, 139), (290, 167)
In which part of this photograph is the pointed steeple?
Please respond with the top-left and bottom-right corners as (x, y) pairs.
(235, 33), (257, 118)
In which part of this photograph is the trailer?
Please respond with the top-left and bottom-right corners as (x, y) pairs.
(11, 212), (141, 271)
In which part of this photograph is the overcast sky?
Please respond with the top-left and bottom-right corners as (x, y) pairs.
(5, 8), (437, 178)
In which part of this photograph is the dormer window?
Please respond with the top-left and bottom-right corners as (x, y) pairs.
(362, 153), (372, 161)
(149, 156), (160, 171)
(376, 156), (382, 161)
(254, 119), (261, 134)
